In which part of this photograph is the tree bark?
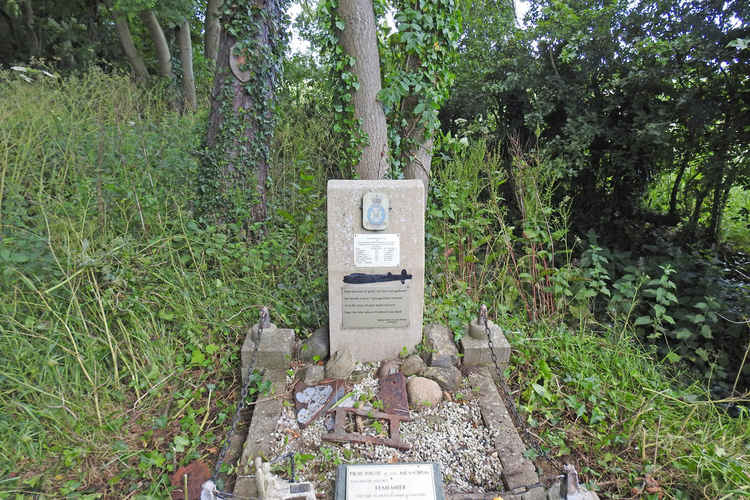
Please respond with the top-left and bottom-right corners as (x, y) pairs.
(688, 187), (709, 238)
(205, 0), (222, 63)
(203, 0), (284, 228)
(140, 9), (171, 79)
(178, 19), (197, 111)
(22, 0), (40, 56)
(114, 13), (148, 82)
(403, 132), (433, 193)
(0, 7), (19, 52)
(402, 56), (434, 198)
(338, 0), (389, 179)
(668, 156), (687, 217)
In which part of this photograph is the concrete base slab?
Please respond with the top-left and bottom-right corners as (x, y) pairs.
(461, 323), (510, 368)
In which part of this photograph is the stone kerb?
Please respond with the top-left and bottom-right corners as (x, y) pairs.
(468, 367), (541, 494)
(234, 326), (295, 499)
(241, 324), (295, 383)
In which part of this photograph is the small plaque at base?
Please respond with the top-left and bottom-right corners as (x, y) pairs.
(335, 463), (445, 500)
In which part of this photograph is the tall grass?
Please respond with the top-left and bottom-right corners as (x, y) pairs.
(0, 69), (203, 492)
(508, 320), (750, 497)
(0, 68), (325, 495)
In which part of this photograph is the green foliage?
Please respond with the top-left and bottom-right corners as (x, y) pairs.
(378, 0), (461, 174)
(314, 0), (461, 175)
(442, 0), (750, 241)
(511, 324), (750, 497)
(315, 0), (367, 175)
(0, 0), (123, 69)
(573, 233), (748, 393)
(722, 187), (750, 250)
(425, 139), (503, 337)
(425, 138), (575, 335)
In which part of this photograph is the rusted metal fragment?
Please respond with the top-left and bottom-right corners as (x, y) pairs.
(294, 379), (346, 428)
(322, 407), (410, 450)
(170, 461), (210, 500)
(378, 372), (409, 417)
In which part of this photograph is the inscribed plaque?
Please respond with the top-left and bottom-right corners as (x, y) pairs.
(354, 234), (400, 267)
(342, 283), (409, 329)
(335, 463), (445, 500)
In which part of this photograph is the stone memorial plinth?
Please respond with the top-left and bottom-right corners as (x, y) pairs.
(328, 180), (425, 362)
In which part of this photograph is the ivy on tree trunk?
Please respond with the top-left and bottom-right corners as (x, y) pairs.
(200, 0), (289, 233)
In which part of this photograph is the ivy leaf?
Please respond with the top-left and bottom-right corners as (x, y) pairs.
(531, 383), (553, 402)
(665, 352), (681, 363)
(173, 435), (190, 453)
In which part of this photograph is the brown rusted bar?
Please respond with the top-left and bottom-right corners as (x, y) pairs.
(378, 372), (409, 417)
(322, 407), (411, 450)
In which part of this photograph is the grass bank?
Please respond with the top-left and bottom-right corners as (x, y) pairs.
(0, 69), (327, 496)
(0, 70), (747, 498)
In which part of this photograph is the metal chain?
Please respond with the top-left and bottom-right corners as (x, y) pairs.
(211, 322), (264, 483)
(485, 316), (561, 469)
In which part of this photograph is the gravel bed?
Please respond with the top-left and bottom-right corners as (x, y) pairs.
(268, 363), (504, 497)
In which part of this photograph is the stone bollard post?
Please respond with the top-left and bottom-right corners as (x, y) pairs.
(241, 306), (290, 384)
(461, 304), (511, 368)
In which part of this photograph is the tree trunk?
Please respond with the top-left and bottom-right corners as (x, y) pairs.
(140, 9), (171, 79)
(401, 56), (434, 198)
(114, 13), (148, 82)
(178, 19), (197, 111)
(403, 132), (433, 193)
(708, 177), (724, 242)
(688, 187), (708, 238)
(203, 0), (286, 229)
(22, 0), (40, 56)
(338, 0), (389, 179)
(668, 156), (687, 217)
(205, 0), (222, 63)
(707, 165), (734, 242)
(0, 7), (19, 52)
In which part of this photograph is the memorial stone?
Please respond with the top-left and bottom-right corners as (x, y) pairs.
(328, 180), (425, 362)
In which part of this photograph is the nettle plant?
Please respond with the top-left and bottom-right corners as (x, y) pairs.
(319, 0), (461, 175)
(575, 236), (724, 376)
